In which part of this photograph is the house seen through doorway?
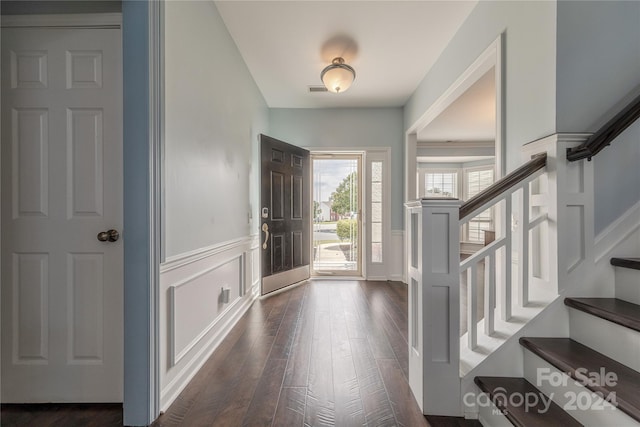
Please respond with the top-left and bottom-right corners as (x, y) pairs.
(312, 155), (362, 275)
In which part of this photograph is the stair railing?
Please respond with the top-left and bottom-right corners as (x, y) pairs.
(459, 153), (547, 349)
(406, 134), (595, 416)
(566, 92), (640, 161)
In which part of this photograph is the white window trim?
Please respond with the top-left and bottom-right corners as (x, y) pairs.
(417, 168), (462, 199)
(365, 149), (391, 280)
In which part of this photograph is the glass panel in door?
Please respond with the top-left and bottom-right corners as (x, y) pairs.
(312, 156), (361, 275)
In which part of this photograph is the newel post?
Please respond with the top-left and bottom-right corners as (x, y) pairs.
(521, 133), (593, 294)
(406, 198), (463, 416)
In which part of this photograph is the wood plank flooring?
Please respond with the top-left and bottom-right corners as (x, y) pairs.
(1, 280), (482, 427)
(0, 403), (123, 426)
(153, 280), (480, 427)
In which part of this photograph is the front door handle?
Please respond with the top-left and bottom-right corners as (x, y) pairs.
(262, 223), (269, 249)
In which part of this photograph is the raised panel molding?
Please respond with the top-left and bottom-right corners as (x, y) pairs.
(159, 236), (260, 411)
(67, 108), (104, 218)
(12, 253), (49, 364)
(66, 50), (103, 89)
(67, 253), (104, 364)
(430, 213), (450, 274)
(10, 50), (47, 89)
(12, 108), (49, 218)
(595, 199), (640, 263)
(389, 230), (405, 282)
(168, 256), (242, 366)
(566, 205), (585, 273)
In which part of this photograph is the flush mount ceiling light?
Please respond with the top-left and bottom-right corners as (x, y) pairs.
(321, 57), (356, 93)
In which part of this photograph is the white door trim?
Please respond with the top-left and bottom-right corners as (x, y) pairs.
(148, 0), (164, 421)
(310, 152), (364, 278)
(0, 9), (160, 423)
(1, 13), (122, 28)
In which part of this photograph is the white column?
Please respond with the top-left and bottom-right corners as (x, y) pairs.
(406, 198), (463, 416)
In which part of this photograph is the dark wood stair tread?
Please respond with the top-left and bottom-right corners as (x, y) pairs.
(474, 376), (582, 427)
(611, 257), (640, 271)
(520, 337), (640, 422)
(564, 298), (640, 333)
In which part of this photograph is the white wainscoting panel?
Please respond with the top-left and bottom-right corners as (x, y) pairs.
(159, 236), (260, 411)
(595, 199), (640, 263)
(389, 230), (405, 282)
(169, 256), (241, 366)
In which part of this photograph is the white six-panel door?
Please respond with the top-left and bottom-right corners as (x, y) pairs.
(1, 26), (123, 402)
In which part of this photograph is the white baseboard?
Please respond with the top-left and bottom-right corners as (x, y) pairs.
(595, 200), (640, 263)
(160, 287), (257, 411)
(390, 230), (405, 282)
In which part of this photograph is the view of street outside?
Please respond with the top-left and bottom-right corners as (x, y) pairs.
(313, 221), (357, 271)
(312, 157), (359, 272)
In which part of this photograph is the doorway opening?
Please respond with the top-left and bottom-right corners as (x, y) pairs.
(311, 154), (362, 276)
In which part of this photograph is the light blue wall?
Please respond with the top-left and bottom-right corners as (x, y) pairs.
(164, 1), (269, 257)
(404, 0), (557, 172)
(556, 0), (640, 233)
(556, 1), (640, 133)
(593, 120), (640, 233)
(122, 1), (152, 425)
(269, 108), (404, 229)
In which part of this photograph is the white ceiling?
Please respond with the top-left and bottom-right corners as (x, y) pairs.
(215, 1), (477, 108)
(417, 66), (496, 142)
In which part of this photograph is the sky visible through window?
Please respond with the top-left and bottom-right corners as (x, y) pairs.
(313, 159), (358, 205)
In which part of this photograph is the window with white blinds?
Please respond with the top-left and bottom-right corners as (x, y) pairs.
(465, 167), (494, 242)
(424, 172), (457, 198)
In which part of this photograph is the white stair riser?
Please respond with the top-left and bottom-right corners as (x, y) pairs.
(615, 268), (640, 305)
(569, 308), (640, 372)
(523, 350), (638, 426)
(477, 400), (514, 427)
(478, 398), (513, 427)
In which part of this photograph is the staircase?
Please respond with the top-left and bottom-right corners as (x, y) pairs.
(475, 258), (640, 426)
(405, 93), (640, 424)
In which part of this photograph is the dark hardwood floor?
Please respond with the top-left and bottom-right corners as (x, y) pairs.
(1, 280), (482, 427)
(0, 403), (123, 426)
(153, 280), (480, 427)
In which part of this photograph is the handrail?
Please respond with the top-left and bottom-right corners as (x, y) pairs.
(567, 93), (640, 162)
(459, 153), (547, 220)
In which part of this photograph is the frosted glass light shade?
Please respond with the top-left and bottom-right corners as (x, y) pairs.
(321, 57), (355, 93)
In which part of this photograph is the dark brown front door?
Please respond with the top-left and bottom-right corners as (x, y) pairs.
(260, 135), (310, 294)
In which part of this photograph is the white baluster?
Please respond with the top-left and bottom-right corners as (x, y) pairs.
(501, 197), (512, 320)
(484, 253), (496, 336)
(467, 263), (478, 350)
(518, 185), (530, 306)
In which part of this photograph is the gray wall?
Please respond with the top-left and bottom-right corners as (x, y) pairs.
(556, 0), (640, 233)
(164, 1), (269, 258)
(404, 0), (557, 172)
(121, 2), (151, 425)
(269, 108), (404, 230)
